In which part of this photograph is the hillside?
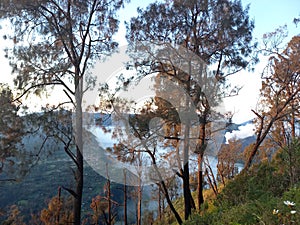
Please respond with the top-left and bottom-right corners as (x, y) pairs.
(0, 113), (260, 224)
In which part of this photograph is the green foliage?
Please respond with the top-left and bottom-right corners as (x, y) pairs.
(184, 188), (300, 225)
(184, 159), (300, 225)
(274, 138), (300, 186)
(0, 84), (28, 181)
(0, 84), (22, 151)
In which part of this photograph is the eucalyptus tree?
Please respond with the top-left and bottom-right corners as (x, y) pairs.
(126, 0), (255, 218)
(0, 0), (127, 223)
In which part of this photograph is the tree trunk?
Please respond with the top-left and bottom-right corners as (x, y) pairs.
(136, 152), (142, 225)
(108, 178), (112, 225)
(74, 149), (83, 225)
(137, 179), (142, 225)
(197, 120), (206, 210)
(197, 154), (204, 210)
(74, 74), (83, 225)
(183, 164), (192, 220)
(205, 161), (219, 197)
(123, 170), (128, 225)
(160, 180), (183, 225)
(183, 122), (193, 220)
(149, 153), (183, 225)
(291, 110), (296, 139)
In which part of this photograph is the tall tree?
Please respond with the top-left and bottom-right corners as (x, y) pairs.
(0, 1), (127, 223)
(126, 0), (255, 218)
(245, 34), (300, 170)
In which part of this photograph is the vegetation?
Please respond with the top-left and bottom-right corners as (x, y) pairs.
(0, 1), (127, 224)
(183, 142), (300, 225)
(126, 0), (256, 222)
(0, 0), (299, 225)
(0, 84), (25, 182)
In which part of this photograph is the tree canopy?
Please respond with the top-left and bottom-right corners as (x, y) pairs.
(0, 1), (128, 224)
(124, 0), (256, 222)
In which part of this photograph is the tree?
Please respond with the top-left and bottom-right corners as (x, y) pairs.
(275, 138), (300, 186)
(108, 99), (184, 224)
(109, 115), (145, 225)
(244, 34), (300, 170)
(39, 187), (73, 225)
(1, 205), (26, 225)
(0, 84), (26, 182)
(0, 1), (127, 224)
(217, 138), (242, 185)
(90, 166), (118, 225)
(126, 0), (255, 218)
(262, 33), (300, 143)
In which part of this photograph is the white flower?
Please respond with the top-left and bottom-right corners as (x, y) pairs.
(290, 210), (297, 214)
(273, 209), (279, 215)
(283, 200), (296, 206)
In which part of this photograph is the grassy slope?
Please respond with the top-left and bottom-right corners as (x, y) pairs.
(153, 159), (300, 225)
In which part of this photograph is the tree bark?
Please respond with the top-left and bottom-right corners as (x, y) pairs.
(197, 155), (204, 209)
(183, 122), (195, 220)
(182, 84), (195, 219)
(197, 121), (206, 210)
(108, 177), (112, 225)
(137, 178), (142, 225)
(74, 73), (84, 225)
(149, 152), (183, 225)
(123, 170), (128, 225)
(160, 180), (183, 225)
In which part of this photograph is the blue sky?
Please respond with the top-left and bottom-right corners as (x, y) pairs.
(243, 0), (299, 39)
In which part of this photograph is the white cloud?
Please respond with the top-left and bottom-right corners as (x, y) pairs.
(225, 123), (255, 143)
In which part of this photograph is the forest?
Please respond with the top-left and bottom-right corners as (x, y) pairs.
(0, 0), (299, 224)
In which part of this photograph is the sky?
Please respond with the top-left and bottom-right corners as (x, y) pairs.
(223, 0), (299, 119)
(113, 0), (300, 125)
(0, 0), (299, 124)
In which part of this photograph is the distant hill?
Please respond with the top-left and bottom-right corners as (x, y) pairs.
(223, 119), (256, 154)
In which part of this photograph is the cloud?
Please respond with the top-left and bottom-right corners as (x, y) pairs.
(225, 123), (255, 143)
